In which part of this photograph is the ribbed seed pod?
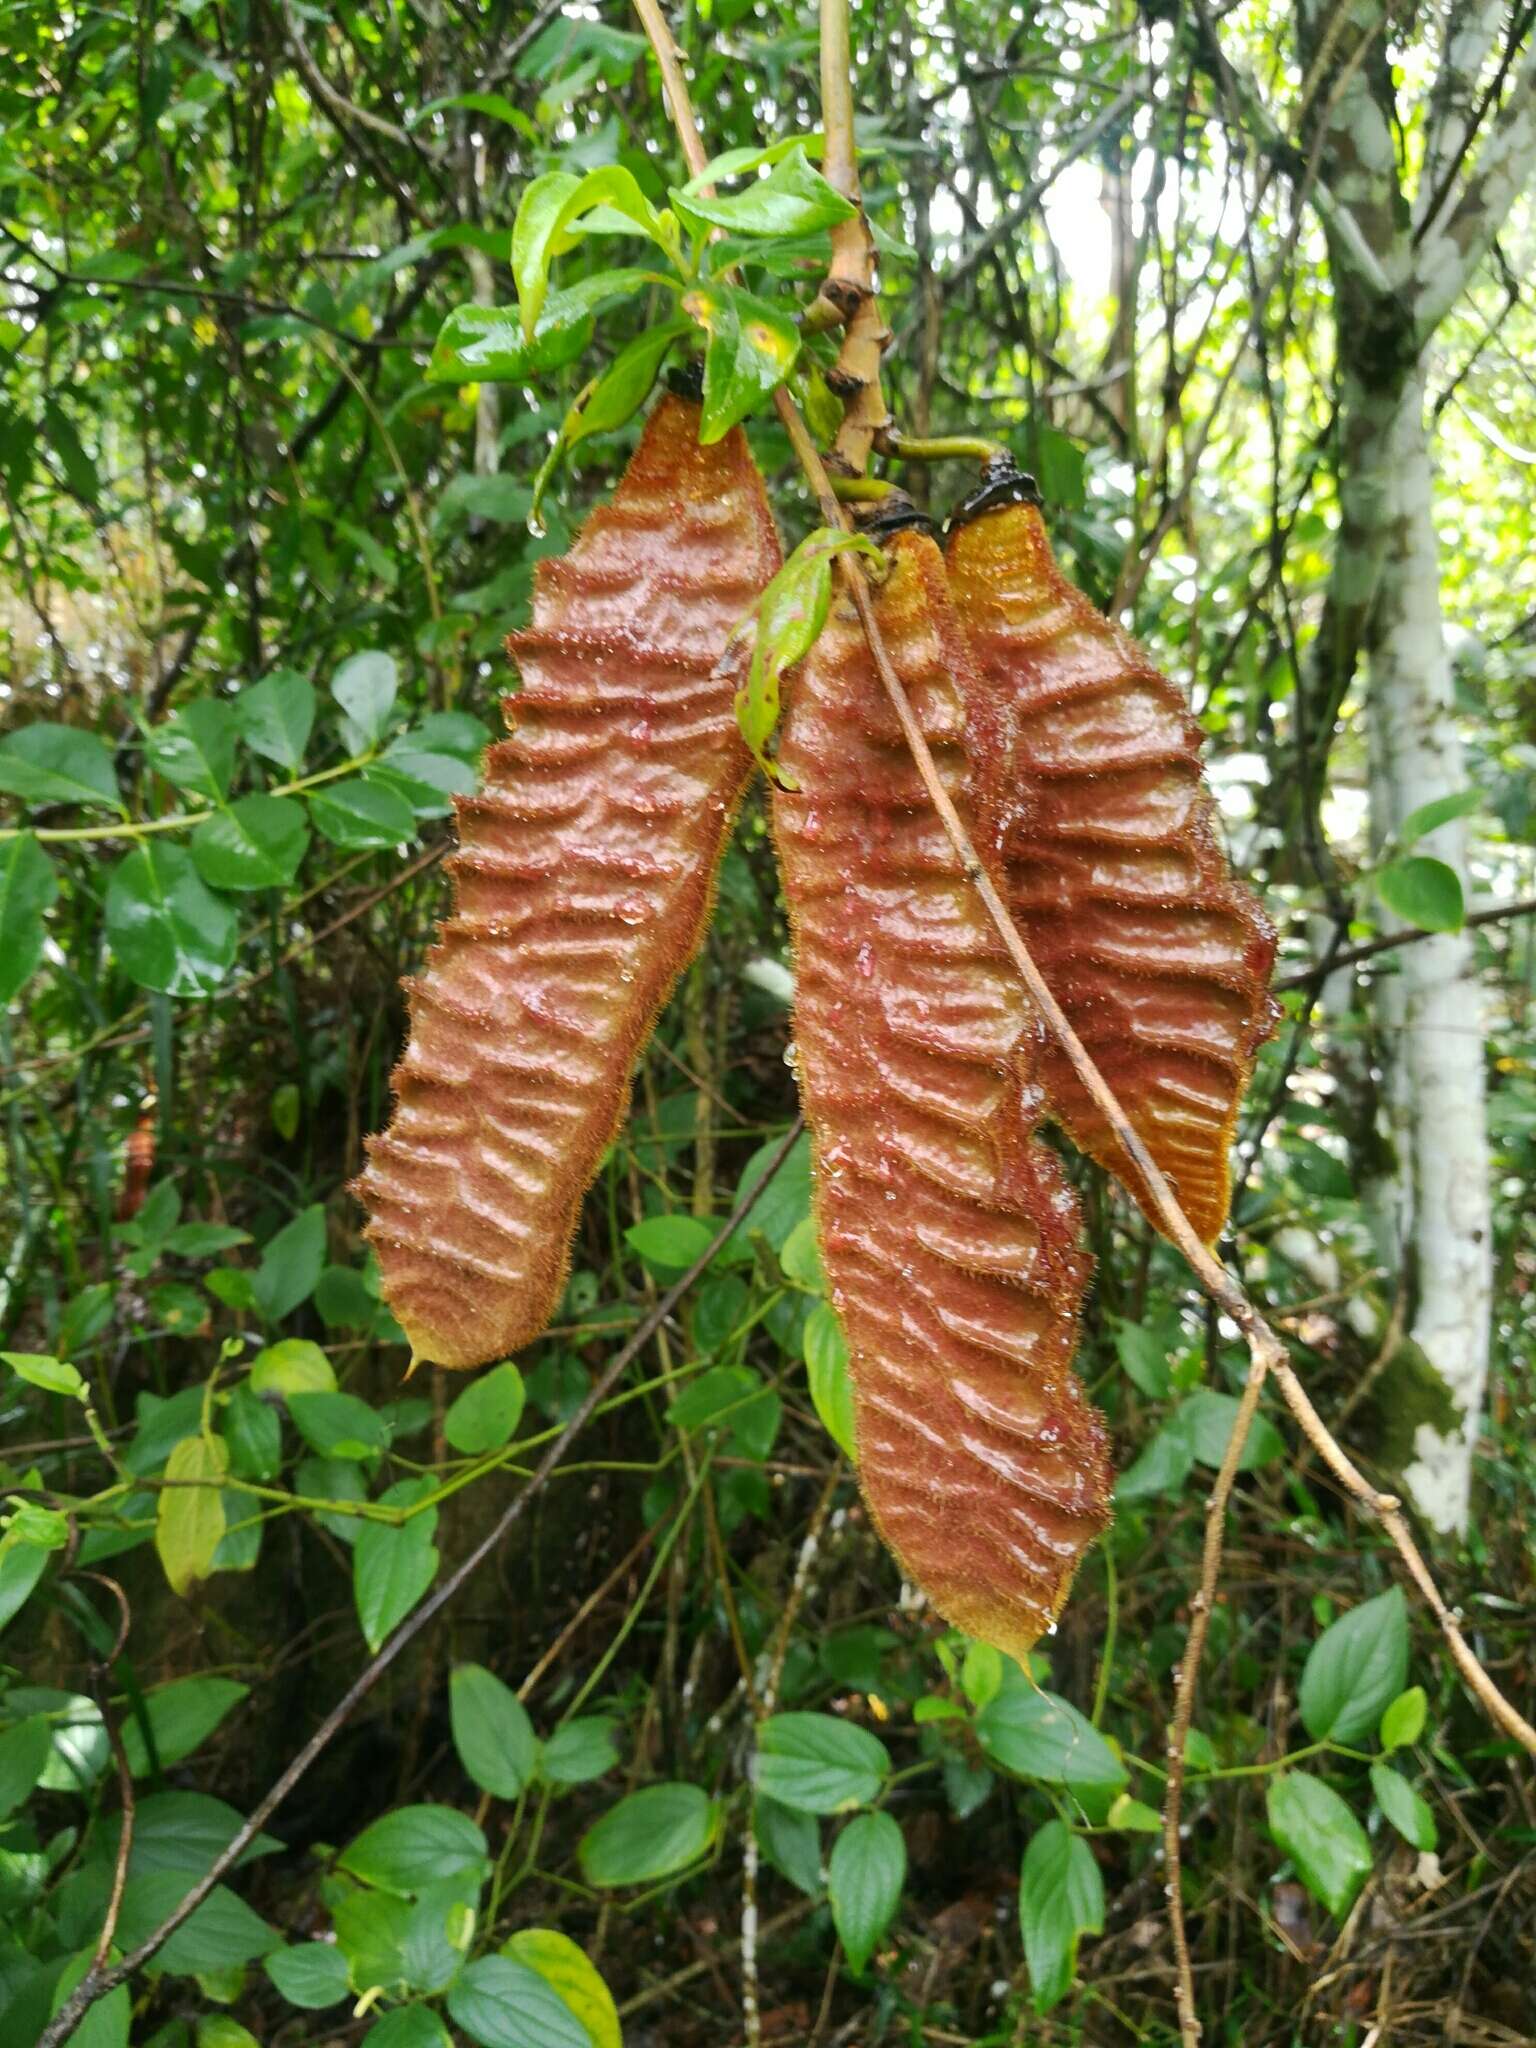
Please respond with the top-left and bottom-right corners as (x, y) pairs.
(775, 528), (1111, 1659)
(946, 493), (1276, 1246)
(357, 396), (781, 1367)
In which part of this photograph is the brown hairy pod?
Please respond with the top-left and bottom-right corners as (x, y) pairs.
(946, 490), (1277, 1246)
(357, 396), (782, 1367)
(775, 530), (1111, 1658)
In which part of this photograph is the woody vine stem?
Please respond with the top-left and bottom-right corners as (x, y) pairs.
(630, 0), (1536, 2040)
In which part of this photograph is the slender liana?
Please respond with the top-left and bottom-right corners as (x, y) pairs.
(945, 468), (1277, 1246)
(358, 395), (781, 1366)
(774, 522), (1112, 1660)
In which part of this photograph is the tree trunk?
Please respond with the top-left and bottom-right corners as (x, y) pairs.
(1356, 365), (1491, 1531)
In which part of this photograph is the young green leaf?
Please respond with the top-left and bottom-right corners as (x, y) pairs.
(803, 1302), (857, 1458)
(513, 167), (665, 337)
(671, 145), (856, 241)
(828, 1810), (906, 1973)
(1376, 855), (1464, 933)
(726, 527), (882, 778)
(154, 1433), (230, 1596)
(430, 270), (658, 383)
(1379, 1684), (1427, 1752)
(447, 1955), (591, 2048)
(121, 1676), (249, 1775)
(190, 795), (309, 892)
(265, 1942), (352, 2010)
(1018, 1821), (1103, 2013)
(536, 1715), (620, 1786)
(308, 776), (416, 851)
(1397, 788), (1478, 845)
(444, 1362), (526, 1454)
(353, 1480), (439, 1653)
(450, 1662), (537, 1798)
(145, 700), (237, 800)
(1369, 1760), (1437, 1850)
(0, 721), (123, 812)
(974, 1669), (1127, 1794)
(577, 1782), (718, 1887)
(0, 831), (57, 1003)
(754, 1712), (890, 1814)
(105, 843), (238, 997)
(332, 651), (399, 749)
(1298, 1587), (1409, 1746)
(4, 1349), (87, 1398)
(1267, 1771), (1371, 1916)
(501, 1928), (621, 2048)
(682, 281), (800, 442)
(528, 320), (690, 521)
(233, 669), (315, 771)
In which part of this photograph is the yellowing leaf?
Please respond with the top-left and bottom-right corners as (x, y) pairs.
(155, 1434), (229, 1596)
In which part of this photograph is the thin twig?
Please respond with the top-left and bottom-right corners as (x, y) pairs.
(34, 1118), (805, 2048)
(1275, 891), (1536, 990)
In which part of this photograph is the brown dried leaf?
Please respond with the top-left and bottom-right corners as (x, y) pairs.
(775, 530), (1111, 1659)
(357, 396), (781, 1367)
(947, 498), (1277, 1246)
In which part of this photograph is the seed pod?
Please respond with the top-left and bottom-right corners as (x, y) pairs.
(358, 396), (781, 1367)
(946, 487), (1276, 1246)
(775, 530), (1110, 1659)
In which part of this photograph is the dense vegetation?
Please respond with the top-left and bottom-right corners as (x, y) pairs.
(2, 2), (1534, 2043)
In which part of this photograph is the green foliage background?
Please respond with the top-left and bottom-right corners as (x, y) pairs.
(2, 2), (1535, 2043)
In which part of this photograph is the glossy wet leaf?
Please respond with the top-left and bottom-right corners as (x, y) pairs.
(682, 281), (800, 441)
(671, 145), (855, 240)
(233, 668), (315, 770)
(190, 794), (309, 891)
(0, 721), (122, 812)
(0, 831), (57, 1002)
(577, 1782), (718, 1887)
(1267, 1771), (1371, 1916)
(1377, 855), (1464, 933)
(105, 843), (238, 996)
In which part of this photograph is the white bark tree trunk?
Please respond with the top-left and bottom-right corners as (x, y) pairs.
(1360, 368), (1491, 1532)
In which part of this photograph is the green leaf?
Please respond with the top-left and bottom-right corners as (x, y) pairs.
(249, 1337), (335, 1398)
(828, 1810), (905, 1973)
(1018, 1820), (1103, 2013)
(233, 669), (315, 771)
(145, 701), (237, 799)
(1106, 1792), (1163, 1833)
(154, 1434), (230, 1596)
(4, 1349), (86, 1398)
(361, 2010), (453, 2048)
(734, 1130), (813, 1250)
(308, 776), (415, 850)
(1179, 1389), (1284, 1472)
(252, 1204), (327, 1321)
(451, 1662), (538, 1799)
(122, 1676), (249, 1776)
(502, 1929), (620, 2048)
(754, 1712), (890, 1814)
(1113, 1416), (1196, 1503)
(543, 322), (689, 495)
(0, 1537), (50, 1635)
(1266, 1771), (1372, 1916)
(118, 1872), (276, 1974)
(1380, 1684), (1427, 1752)
(961, 1641), (1004, 1710)
(1377, 855), (1464, 933)
(536, 1715), (619, 1786)
(0, 1714), (52, 1817)
(682, 281), (800, 441)
(0, 721), (122, 812)
(288, 1390), (389, 1461)
(974, 1670), (1127, 1794)
(1298, 1588), (1409, 1745)
(0, 831), (57, 1002)
(120, 1788), (280, 1875)
(265, 1942), (352, 2010)
(626, 1212), (716, 1271)
(197, 2021), (260, 2048)
(447, 1954), (592, 2048)
(755, 1795), (823, 1896)
(429, 271), (656, 383)
(353, 1481), (439, 1652)
(803, 1302), (856, 1458)
(779, 1214), (824, 1289)
(106, 843), (238, 996)
(1398, 789), (1478, 845)
(727, 527), (879, 777)
(1370, 1761), (1437, 1851)
(1111, 1318), (1173, 1398)
(332, 651), (400, 749)
(672, 145), (855, 240)
(339, 1803), (488, 1894)
(513, 168), (664, 336)
(50, 1952), (131, 2048)
(444, 1362), (527, 1455)
(190, 794), (309, 892)
(577, 1782), (718, 1887)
